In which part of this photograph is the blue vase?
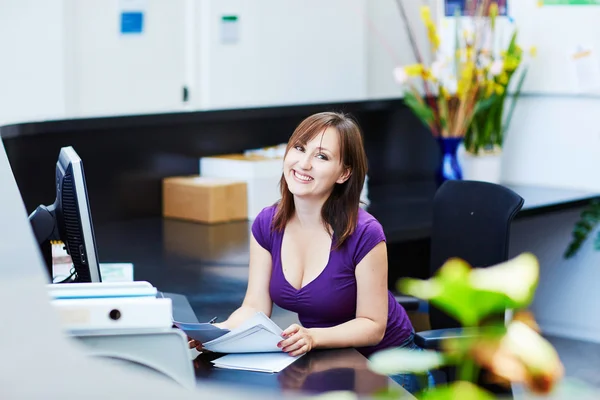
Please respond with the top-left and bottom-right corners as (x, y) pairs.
(436, 137), (463, 184)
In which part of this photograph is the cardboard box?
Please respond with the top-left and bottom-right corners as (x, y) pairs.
(162, 176), (247, 224)
(163, 218), (250, 264)
(199, 154), (282, 220)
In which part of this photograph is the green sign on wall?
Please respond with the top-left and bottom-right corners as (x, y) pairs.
(542, 0), (600, 4)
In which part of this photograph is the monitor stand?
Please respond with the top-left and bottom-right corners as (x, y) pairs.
(29, 203), (59, 280)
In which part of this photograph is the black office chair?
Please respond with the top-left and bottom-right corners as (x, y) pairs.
(414, 180), (524, 349)
(394, 294), (421, 311)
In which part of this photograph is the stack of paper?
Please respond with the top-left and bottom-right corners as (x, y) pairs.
(173, 321), (230, 343)
(175, 312), (302, 373)
(212, 352), (301, 373)
(203, 312), (284, 353)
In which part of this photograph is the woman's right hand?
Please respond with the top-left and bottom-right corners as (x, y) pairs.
(187, 322), (228, 351)
(188, 338), (204, 352)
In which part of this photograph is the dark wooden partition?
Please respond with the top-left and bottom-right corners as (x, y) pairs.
(1, 99), (440, 223)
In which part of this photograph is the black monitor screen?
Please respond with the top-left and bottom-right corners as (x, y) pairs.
(29, 146), (101, 283)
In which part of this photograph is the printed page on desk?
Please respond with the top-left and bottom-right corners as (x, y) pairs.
(203, 312), (284, 353)
(212, 352), (303, 373)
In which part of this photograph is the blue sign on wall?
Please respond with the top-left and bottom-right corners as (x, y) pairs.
(445, 0), (508, 16)
(120, 11), (144, 34)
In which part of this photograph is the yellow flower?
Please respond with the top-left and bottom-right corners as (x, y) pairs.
(419, 7), (440, 53)
(420, 6), (432, 23)
(498, 72), (509, 85)
(495, 83), (505, 95)
(428, 30), (441, 52)
(489, 2), (499, 19)
(404, 64), (424, 77)
(461, 62), (475, 80)
(513, 48), (524, 59)
(466, 48), (474, 61)
(456, 61), (481, 100)
(440, 86), (451, 99)
(504, 56), (520, 72)
(485, 81), (495, 98)
(529, 46), (538, 57)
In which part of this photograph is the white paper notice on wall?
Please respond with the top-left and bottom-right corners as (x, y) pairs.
(221, 15), (240, 44)
(571, 45), (600, 93)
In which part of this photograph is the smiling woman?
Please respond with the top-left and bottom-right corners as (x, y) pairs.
(274, 112), (367, 250)
(189, 112), (435, 395)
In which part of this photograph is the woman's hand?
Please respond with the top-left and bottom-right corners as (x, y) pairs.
(188, 338), (204, 352)
(278, 324), (315, 357)
(187, 322), (228, 352)
(212, 322), (227, 330)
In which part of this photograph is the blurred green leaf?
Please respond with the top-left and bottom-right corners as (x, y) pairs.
(470, 253), (539, 307)
(502, 66), (528, 139)
(564, 200), (600, 258)
(373, 388), (414, 400)
(403, 91), (435, 128)
(440, 325), (506, 361)
(369, 347), (445, 375)
(473, 95), (497, 115)
(507, 30), (519, 56)
(399, 254), (539, 326)
(437, 95), (449, 132)
(594, 231), (600, 252)
(400, 259), (508, 326)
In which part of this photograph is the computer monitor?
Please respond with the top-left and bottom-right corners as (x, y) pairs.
(28, 146), (102, 283)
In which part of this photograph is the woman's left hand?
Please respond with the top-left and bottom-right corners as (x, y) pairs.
(278, 324), (315, 357)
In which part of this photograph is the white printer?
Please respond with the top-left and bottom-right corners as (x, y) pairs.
(47, 281), (173, 332)
(47, 281), (195, 389)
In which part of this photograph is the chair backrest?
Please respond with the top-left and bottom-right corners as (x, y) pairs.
(428, 180), (524, 331)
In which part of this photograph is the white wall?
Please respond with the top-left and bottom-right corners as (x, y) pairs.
(487, 1), (600, 191)
(64, 0), (188, 118)
(510, 1), (600, 96)
(501, 95), (600, 192)
(510, 210), (600, 344)
(0, 0), (66, 125)
(366, 0), (436, 99)
(195, 0), (367, 110)
(0, 0), (374, 122)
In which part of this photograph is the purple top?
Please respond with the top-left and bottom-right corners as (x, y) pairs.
(251, 204), (414, 357)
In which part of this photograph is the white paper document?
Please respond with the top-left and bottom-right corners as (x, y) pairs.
(173, 321), (230, 343)
(212, 352), (303, 373)
(202, 312), (285, 354)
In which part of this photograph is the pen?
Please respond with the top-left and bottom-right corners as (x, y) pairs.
(209, 316), (218, 324)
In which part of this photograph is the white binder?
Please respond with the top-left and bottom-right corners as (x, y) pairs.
(47, 281), (157, 299)
(52, 296), (173, 331)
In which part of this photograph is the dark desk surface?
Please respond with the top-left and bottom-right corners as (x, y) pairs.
(100, 228), (406, 397)
(192, 348), (403, 397)
(161, 293), (404, 397)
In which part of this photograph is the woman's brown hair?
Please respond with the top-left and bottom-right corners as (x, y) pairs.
(272, 111), (368, 249)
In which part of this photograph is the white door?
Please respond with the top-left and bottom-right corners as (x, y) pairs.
(65, 0), (188, 118)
